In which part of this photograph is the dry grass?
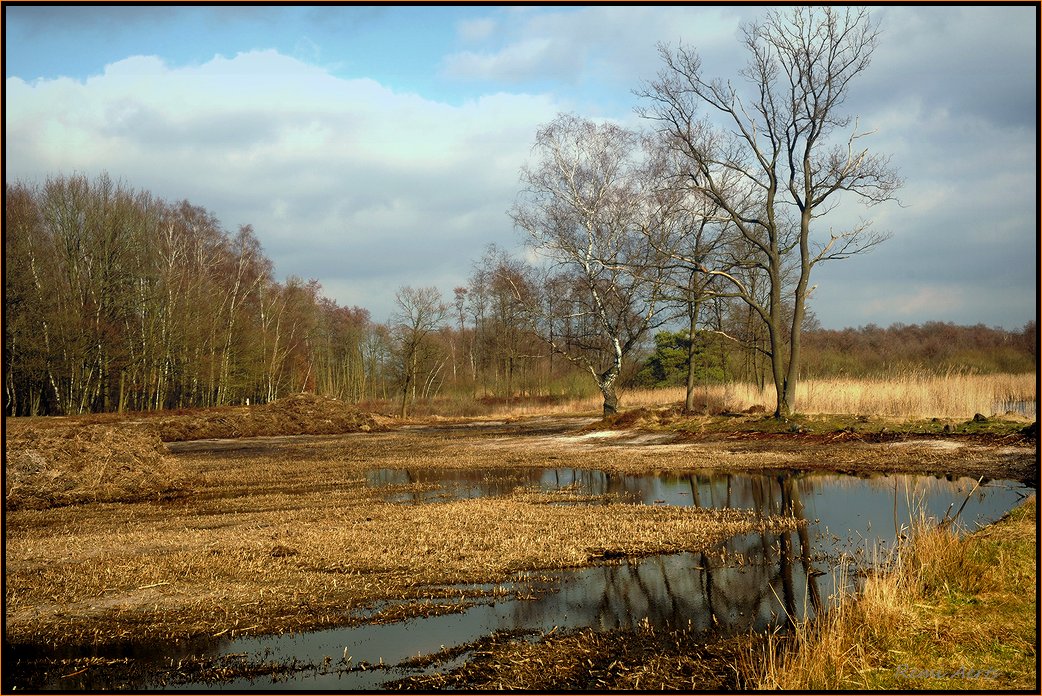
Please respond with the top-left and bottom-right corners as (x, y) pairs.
(742, 496), (1037, 690)
(512, 372), (1035, 420)
(4, 393), (387, 510)
(140, 392), (392, 440)
(791, 371), (1036, 419)
(4, 424), (191, 510)
(3, 426), (799, 646)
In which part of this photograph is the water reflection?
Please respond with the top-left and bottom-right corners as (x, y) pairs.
(6, 469), (1029, 691)
(369, 466), (1023, 548)
(992, 399), (1037, 419)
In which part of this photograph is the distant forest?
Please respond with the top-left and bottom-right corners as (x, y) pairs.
(5, 174), (1037, 416)
(632, 323), (1037, 392)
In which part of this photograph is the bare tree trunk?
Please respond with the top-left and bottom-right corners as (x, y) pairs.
(685, 292), (700, 414)
(399, 359), (413, 419)
(598, 366), (620, 416)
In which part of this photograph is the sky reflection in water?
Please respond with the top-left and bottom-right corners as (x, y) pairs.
(11, 467), (1029, 691)
(175, 467), (1028, 690)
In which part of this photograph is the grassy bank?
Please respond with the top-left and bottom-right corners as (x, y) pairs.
(743, 496), (1037, 690)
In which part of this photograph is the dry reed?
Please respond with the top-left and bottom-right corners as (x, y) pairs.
(742, 496), (1037, 690)
(502, 372), (1036, 420)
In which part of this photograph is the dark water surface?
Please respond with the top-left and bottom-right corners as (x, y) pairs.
(6, 468), (1030, 691)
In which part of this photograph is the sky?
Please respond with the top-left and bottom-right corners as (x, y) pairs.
(4, 4), (1038, 330)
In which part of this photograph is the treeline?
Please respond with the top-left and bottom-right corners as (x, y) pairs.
(798, 321), (1037, 376)
(5, 175), (377, 416)
(632, 322), (1037, 389)
(4, 174), (1035, 417)
(2, 175), (565, 416)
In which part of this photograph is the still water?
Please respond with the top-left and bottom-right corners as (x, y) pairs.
(7, 469), (1031, 691)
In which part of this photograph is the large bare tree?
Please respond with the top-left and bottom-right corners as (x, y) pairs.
(638, 6), (901, 416)
(511, 114), (671, 415)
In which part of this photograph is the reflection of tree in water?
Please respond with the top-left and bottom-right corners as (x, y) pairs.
(372, 467), (1004, 634)
(502, 471), (823, 635)
(703, 473), (821, 631)
(360, 465), (1019, 652)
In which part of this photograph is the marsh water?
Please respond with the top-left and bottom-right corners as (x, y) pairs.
(993, 399), (1037, 418)
(9, 461), (1030, 691)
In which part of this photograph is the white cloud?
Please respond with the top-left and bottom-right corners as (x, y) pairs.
(457, 17), (496, 42)
(4, 50), (561, 320)
(441, 6), (750, 86)
(443, 38), (575, 83)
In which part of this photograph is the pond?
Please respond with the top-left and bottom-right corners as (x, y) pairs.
(6, 468), (1031, 691)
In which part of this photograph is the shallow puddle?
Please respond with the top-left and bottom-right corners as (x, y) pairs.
(7, 468), (1030, 691)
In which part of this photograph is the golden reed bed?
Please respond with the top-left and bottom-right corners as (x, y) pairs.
(484, 372), (1036, 420)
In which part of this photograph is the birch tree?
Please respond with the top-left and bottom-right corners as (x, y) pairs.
(511, 114), (671, 415)
(391, 286), (447, 418)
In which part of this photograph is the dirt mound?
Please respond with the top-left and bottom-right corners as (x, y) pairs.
(585, 406), (684, 431)
(143, 393), (390, 442)
(5, 424), (190, 511)
(252, 392), (390, 434)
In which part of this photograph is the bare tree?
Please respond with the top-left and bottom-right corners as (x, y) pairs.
(466, 245), (545, 398)
(391, 286), (447, 418)
(638, 140), (734, 413)
(511, 114), (671, 415)
(638, 6), (901, 416)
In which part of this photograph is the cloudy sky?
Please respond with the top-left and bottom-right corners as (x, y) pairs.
(4, 4), (1037, 329)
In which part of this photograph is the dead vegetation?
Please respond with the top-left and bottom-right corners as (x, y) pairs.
(388, 623), (763, 690)
(3, 423), (801, 647)
(139, 392), (392, 441)
(4, 393), (387, 510)
(4, 403), (1035, 689)
(4, 424), (190, 510)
